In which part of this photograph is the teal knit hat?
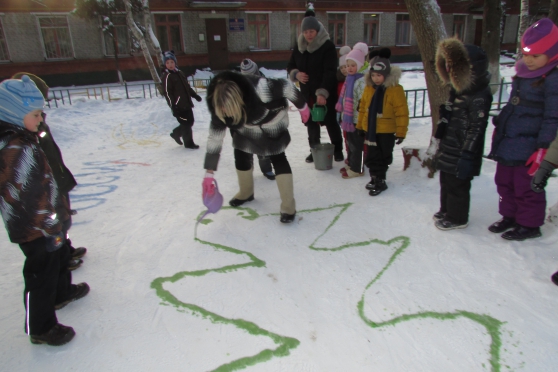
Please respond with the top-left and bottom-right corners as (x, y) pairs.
(0, 75), (44, 127)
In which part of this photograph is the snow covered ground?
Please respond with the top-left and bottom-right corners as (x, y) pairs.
(0, 65), (557, 372)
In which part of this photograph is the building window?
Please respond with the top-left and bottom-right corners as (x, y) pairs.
(453, 15), (466, 41)
(0, 19), (9, 61)
(363, 14), (380, 46)
(395, 14), (412, 45)
(248, 13), (269, 49)
(290, 13), (304, 49)
(328, 13), (345, 46)
(104, 15), (130, 56)
(38, 16), (74, 59)
(155, 14), (183, 53)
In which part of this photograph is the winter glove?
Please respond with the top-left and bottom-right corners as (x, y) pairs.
(456, 151), (475, 180)
(202, 172), (215, 198)
(531, 160), (555, 193)
(526, 148), (548, 176)
(395, 137), (405, 145)
(45, 231), (64, 252)
(193, 93), (202, 102)
(335, 102), (343, 113)
(299, 104), (310, 124)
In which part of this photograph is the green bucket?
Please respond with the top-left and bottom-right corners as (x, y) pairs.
(310, 104), (328, 122)
(311, 143), (335, 170)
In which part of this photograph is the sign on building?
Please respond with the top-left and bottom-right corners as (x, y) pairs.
(229, 18), (244, 32)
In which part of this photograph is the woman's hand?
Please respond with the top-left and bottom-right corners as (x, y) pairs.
(316, 95), (326, 106)
(296, 72), (309, 84)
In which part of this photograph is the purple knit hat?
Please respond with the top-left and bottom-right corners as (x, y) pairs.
(517, 18), (558, 78)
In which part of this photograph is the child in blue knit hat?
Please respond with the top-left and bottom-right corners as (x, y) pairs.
(0, 75), (89, 346)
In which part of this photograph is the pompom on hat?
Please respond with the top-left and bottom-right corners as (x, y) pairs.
(339, 45), (351, 66)
(240, 58), (259, 75)
(163, 50), (178, 66)
(301, 7), (321, 32)
(517, 18), (558, 78)
(0, 75), (45, 127)
(345, 42), (368, 71)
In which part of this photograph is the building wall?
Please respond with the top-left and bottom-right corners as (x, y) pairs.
(2, 13), (43, 63)
(503, 15), (520, 46)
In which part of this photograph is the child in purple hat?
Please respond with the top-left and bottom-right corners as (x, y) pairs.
(488, 18), (558, 240)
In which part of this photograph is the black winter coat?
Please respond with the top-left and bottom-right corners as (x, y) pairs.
(287, 27), (338, 124)
(162, 68), (199, 115)
(433, 42), (493, 176)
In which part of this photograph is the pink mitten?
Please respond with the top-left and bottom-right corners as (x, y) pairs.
(202, 173), (215, 198)
(335, 102), (343, 113)
(526, 148), (548, 176)
(299, 104), (310, 124)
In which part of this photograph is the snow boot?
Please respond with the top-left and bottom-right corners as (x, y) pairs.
(433, 211), (446, 221)
(551, 271), (558, 286)
(488, 217), (516, 233)
(54, 283), (90, 310)
(229, 168), (254, 207)
(333, 141), (344, 162)
(368, 178), (387, 196)
(170, 131), (182, 145)
(341, 168), (364, 179)
(30, 323), (75, 346)
(501, 225), (542, 241)
(435, 218), (468, 230)
(67, 259), (83, 271)
(305, 153), (314, 163)
(70, 246), (87, 260)
(365, 176), (376, 190)
(263, 171), (276, 180)
(276, 174), (296, 223)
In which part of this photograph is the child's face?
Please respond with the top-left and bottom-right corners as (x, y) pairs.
(371, 72), (385, 85)
(523, 54), (549, 71)
(340, 65), (348, 76)
(346, 60), (358, 75)
(23, 109), (43, 132)
(165, 59), (176, 70)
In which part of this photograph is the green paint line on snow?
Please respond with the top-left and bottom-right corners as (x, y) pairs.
(155, 202), (506, 372)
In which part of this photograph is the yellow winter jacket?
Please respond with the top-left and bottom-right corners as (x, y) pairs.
(356, 66), (409, 138)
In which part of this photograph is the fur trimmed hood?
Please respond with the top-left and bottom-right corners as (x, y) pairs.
(297, 23), (330, 54)
(365, 65), (402, 88)
(436, 38), (489, 93)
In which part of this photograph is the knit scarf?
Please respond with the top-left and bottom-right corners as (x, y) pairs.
(365, 84), (385, 145)
(337, 73), (363, 132)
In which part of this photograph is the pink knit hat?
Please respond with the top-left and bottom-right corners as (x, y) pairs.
(339, 45), (351, 67)
(345, 42), (368, 70)
(516, 18), (558, 78)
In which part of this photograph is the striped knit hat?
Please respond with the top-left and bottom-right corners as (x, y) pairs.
(517, 18), (558, 77)
(240, 59), (259, 75)
(0, 75), (45, 127)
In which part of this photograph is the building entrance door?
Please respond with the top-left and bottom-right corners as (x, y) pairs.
(205, 19), (229, 71)
(473, 19), (483, 46)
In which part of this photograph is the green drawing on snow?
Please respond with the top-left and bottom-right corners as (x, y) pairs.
(152, 203), (507, 372)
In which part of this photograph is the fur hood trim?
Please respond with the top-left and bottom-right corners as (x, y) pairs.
(297, 23), (330, 54)
(436, 38), (472, 93)
(365, 65), (402, 88)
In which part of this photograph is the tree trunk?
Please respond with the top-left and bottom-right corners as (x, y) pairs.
(481, 0), (503, 94)
(111, 33), (124, 84)
(142, 0), (164, 67)
(549, 0), (558, 25)
(403, 0), (448, 168)
(124, 0), (162, 93)
(516, 0), (531, 59)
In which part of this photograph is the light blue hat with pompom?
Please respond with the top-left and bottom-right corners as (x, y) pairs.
(0, 75), (45, 127)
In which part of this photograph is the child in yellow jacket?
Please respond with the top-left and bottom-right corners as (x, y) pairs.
(357, 49), (409, 195)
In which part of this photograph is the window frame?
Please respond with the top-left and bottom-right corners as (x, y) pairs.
(453, 14), (467, 41)
(102, 14), (131, 57)
(35, 14), (75, 61)
(246, 12), (271, 50)
(0, 17), (10, 62)
(288, 11), (305, 50)
(395, 13), (412, 46)
(154, 13), (184, 54)
(327, 12), (347, 47)
(363, 13), (381, 46)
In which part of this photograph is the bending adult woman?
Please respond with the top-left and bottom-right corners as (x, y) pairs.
(287, 10), (344, 163)
(202, 71), (309, 223)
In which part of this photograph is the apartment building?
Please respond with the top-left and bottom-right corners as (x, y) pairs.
(0, 0), (539, 86)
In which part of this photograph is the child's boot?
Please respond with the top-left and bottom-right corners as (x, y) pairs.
(229, 169), (255, 207)
(30, 323), (75, 346)
(501, 225), (542, 241)
(276, 173), (296, 223)
(369, 178), (387, 196)
(365, 176), (376, 190)
(182, 126), (199, 149)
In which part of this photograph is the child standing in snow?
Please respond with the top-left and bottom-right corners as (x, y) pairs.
(239, 58), (276, 181)
(488, 18), (558, 240)
(337, 46), (351, 162)
(162, 50), (203, 149)
(11, 72), (87, 272)
(357, 48), (409, 195)
(433, 39), (492, 230)
(0, 76), (89, 346)
(336, 42), (368, 179)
